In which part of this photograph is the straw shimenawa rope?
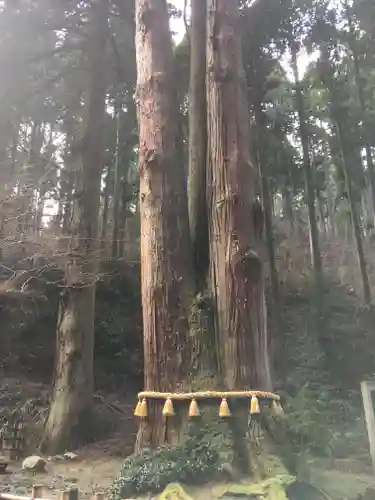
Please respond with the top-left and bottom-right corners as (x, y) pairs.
(134, 390), (283, 419)
(137, 390), (280, 401)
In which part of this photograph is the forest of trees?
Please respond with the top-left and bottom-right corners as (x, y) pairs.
(1, 0), (375, 492)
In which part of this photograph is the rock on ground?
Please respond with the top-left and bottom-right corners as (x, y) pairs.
(21, 456), (46, 473)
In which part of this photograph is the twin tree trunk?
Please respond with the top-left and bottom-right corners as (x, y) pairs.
(135, 0), (272, 452)
(188, 0), (209, 282)
(41, 0), (108, 455)
(134, 0), (194, 449)
(206, 0), (271, 390)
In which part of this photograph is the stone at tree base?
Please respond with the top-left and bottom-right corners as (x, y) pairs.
(212, 475), (295, 499)
(154, 477), (298, 500)
(21, 455), (46, 472)
(64, 452), (79, 460)
(157, 483), (194, 499)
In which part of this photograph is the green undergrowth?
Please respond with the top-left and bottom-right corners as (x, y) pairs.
(110, 413), (246, 499)
(109, 432), (221, 499)
(277, 276), (374, 467)
(110, 406), (295, 499)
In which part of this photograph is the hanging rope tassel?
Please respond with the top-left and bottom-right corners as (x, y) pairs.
(138, 398), (148, 418)
(250, 395), (260, 415)
(219, 397), (231, 417)
(248, 395), (261, 440)
(188, 398), (200, 418)
(162, 398), (175, 417)
(134, 399), (142, 417)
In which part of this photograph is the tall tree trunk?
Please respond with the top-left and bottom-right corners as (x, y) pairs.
(253, 101), (280, 329)
(135, 0), (194, 449)
(62, 119), (78, 236)
(111, 103), (122, 259)
(206, 0), (271, 391)
(100, 164), (112, 255)
(336, 120), (371, 303)
(345, 0), (375, 228)
(118, 177), (128, 258)
(41, 0), (108, 454)
(316, 189), (327, 241)
(188, 0), (208, 283)
(291, 45), (323, 295)
(282, 186), (295, 235)
(324, 148), (335, 238)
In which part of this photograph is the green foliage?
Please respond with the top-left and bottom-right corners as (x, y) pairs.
(110, 437), (221, 499)
(0, 380), (47, 440)
(283, 385), (367, 461)
(94, 263), (142, 387)
(276, 275), (374, 470)
(0, 262), (142, 388)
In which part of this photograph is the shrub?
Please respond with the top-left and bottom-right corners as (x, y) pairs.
(110, 437), (220, 499)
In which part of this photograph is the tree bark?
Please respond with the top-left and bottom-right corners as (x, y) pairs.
(188, 0), (209, 284)
(134, 0), (194, 449)
(206, 0), (271, 391)
(41, 0), (108, 454)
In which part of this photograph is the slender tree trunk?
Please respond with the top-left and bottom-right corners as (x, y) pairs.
(324, 149), (335, 238)
(35, 184), (46, 234)
(316, 189), (327, 240)
(282, 186), (295, 235)
(41, 0), (108, 454)
(111, 103), (122, 259)
(188, 0), (208, 283)
(345, 1), (375, 228)
(336, 121), (371, 304)
(134, 0), (194, 449)
(100, 165), (112, 255)
(118, 178), (128, 258)
(291, 46), (323, 301)
(206, 0), (271, 391)
(253, 101), (280, 327)
(62, 119), (78, 236)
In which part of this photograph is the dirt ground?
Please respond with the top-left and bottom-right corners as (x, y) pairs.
(0, 455), (122, 499)
(0, 437), (129, 499)
(0, 379), (138, 500)
(1, 448), (375, 500)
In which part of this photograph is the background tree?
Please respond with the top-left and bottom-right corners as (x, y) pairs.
(41, 0), (110, 454)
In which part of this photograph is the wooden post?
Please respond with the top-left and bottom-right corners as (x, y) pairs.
(361, 380), (375, 475)
(60, 490), (78, 500)
(67, 489), (78, 500)
(60, 492), (71, 500)
(31, 486), (43, 499)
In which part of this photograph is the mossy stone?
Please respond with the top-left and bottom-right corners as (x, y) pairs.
(212, 475), (295, 499)
(157, 483), (195, 500)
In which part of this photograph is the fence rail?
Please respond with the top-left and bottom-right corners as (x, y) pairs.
(0, 485), (106, 500)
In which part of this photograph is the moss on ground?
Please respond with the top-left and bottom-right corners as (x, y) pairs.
(212, 475), (295, 499)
